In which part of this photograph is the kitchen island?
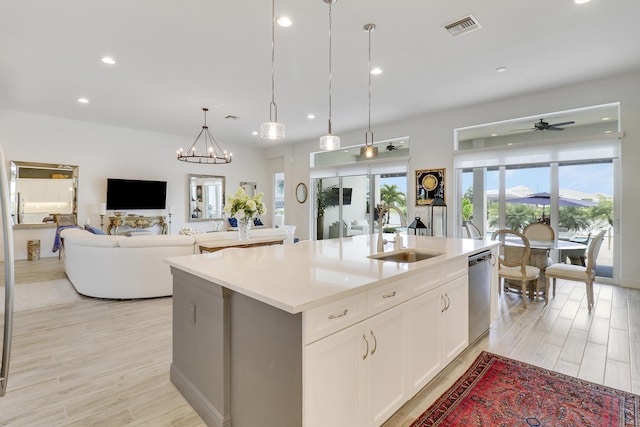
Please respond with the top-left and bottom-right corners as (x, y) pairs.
(165, 234), (498, 427)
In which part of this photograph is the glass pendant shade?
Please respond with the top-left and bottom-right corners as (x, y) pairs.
(319, 134), (340, 151)
(260, 121), (285, 139)
(360, 145), (378, 158)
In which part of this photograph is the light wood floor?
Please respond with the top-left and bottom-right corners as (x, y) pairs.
(1, 258), (638, 426)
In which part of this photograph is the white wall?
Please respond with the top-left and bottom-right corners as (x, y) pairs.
(267, 70), (640, 289)
(0, 110), (269, 259)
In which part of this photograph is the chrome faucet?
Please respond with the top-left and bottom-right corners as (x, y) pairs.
(377, 205), (408, 252)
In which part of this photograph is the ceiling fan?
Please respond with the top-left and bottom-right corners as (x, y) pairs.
(513, 118), (576, 132)
(386, 142), (398, 151)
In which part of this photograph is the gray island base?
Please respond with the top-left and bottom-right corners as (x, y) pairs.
(170, 268), (302, 427)
(166, 235), (498, 427)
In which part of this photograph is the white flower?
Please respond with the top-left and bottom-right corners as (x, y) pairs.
(225, 187), (267, 221)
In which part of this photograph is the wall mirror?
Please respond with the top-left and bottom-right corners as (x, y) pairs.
(295, 183), (308, 203)
(188, 174), (225, 222)
(240, 181), (257, 197)
(10, 161), (78, 227)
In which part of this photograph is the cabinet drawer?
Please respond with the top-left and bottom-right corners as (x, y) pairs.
(443, 257), (467, 283)
(367, 281), (407, 316)
(303, 293), (367, 345)
(404, 267), (443, 298)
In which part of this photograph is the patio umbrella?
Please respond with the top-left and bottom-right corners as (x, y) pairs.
(506, 191), (596, 218)
(506, 192), (596, 207)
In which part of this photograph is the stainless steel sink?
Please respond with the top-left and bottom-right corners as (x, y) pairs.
(368, 249), (443, 263)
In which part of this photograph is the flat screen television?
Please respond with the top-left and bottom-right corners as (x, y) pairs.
(106, 178), (167, 210)
(329, 187), (352, 206)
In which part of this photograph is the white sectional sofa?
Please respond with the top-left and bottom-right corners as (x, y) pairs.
(61, 228), (196, 299)
(60, 227), (288, 299)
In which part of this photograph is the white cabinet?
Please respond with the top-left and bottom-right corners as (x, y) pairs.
(441, 276), (469, 364)
(304, 319), (367, 427)
(366, 305), (407, 426)
(406, 287), (443, 393)
(304, 304), (406, 427)
(406, 275), (468, 394)
(304, 261), (470, 427)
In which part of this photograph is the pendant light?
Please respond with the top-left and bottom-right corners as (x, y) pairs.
(360, 23), (378, 159)
(177, 108), (232, 164)
(319, 0), (340, 151)
(260, 0), (285, 140)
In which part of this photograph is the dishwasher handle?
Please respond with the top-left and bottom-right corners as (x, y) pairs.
(468, 251), (492, 267)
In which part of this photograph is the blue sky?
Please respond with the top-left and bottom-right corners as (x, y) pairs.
(464, 163), (613, 196)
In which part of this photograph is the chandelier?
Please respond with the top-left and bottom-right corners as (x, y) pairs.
(177, 108), (232, 164)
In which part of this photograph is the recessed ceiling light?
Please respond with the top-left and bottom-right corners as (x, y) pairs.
(307, 114), (316, 119)
(574, 0), (591, 4)
(277, 16), (292, 27)
(601, 117), (611, 121)
(101, 56), (116, 65)
(604, 130), (613, 134)
(77, 98), (89, 104)
(507, 142), (513, 146)
(252, 131), (259, 135)
(496, 66), (507, 73)
(491, 133), (498, 137)
(371, 68), (382, 75)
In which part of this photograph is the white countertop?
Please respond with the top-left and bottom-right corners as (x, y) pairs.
(165, 234), (497, 314)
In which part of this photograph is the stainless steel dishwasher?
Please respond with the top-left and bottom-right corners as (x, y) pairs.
(468, 250), (492, 344)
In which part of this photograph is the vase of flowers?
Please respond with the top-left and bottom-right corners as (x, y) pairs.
(223, 187), (267, 240)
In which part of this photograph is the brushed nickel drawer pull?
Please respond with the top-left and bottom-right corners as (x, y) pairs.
(370, 330), (377, 356)
(328, 309), (348, 319)
(362, 333), (370, 360)
(382, 291), (397, 299)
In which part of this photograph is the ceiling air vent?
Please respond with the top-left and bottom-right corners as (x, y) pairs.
(444, 15), (481, 37)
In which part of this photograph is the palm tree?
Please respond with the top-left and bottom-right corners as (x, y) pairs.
(380, 184), (406, 225)
(380, 184), (406, 208)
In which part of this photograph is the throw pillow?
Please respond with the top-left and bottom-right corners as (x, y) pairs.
(84, 224), (106, 235)
(228, 217), (238, 227)
(254, 217), (263, 226)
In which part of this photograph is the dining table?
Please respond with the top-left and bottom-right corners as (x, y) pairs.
(499, 238), (587, 300)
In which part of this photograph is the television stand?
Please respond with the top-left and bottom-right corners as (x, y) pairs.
(107, 215), (168, 235)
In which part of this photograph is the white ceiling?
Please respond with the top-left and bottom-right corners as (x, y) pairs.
(1, 0), (639, 147)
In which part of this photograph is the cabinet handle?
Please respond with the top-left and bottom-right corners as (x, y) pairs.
(328, 309), (348, 320)
(382, 291), (397, 299)
(444, 293), (451, 311)
(441, 295), (446, 313)
(370, 330), (377, 356)
(362, 333), (369, 360)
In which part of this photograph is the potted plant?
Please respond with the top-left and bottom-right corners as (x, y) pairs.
(316, 180), (334, 240)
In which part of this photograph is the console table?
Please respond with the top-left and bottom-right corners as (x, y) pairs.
(198, 236), (285, 253)
(107, 215), (168, 235)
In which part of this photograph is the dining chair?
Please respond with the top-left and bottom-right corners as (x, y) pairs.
(463, 220), (482, 239)
(544, 229), (606, 312)
(523, 222), (555, 241)
(491, 229), (541, 309)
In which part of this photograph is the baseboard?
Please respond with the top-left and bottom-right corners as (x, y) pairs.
(170, 363), (229, 427)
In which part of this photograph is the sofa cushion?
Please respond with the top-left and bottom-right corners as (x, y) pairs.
(118, 235), (195, 248)
(65, 235), (124, 248)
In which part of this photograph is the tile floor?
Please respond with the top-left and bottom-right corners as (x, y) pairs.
(1, 258), (638, 426)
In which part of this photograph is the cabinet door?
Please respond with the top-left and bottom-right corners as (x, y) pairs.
(441, 275), (468, 364)
(366, 305), (407, 427)
(304, 322), (367, 427)
(406, 287), (442, 393)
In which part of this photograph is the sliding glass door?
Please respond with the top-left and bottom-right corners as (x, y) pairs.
(313, 173), (407, 240)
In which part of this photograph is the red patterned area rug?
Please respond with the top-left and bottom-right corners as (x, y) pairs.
(411, 351), (639, 427)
